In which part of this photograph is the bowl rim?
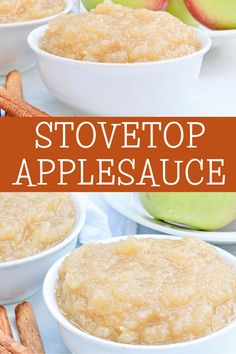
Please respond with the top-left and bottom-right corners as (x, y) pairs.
(0, 192), (86, 269)
(197, 24), (236, 38)
(28, 25), (211, 67)
(43, 234), (236, 351)
(0, 0), (73, 28)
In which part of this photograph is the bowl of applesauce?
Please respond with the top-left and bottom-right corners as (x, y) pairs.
(43, 235), (236, 354)
(0, 192), (85, 304)
(0, 0), (73, 75)
(28, 0), (211, 116)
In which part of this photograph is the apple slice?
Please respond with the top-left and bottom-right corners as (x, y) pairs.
(82, 0), (169, 12)
(184, 0), (236, 30)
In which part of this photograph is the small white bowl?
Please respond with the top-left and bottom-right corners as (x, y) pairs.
(197, 25), (236, 49)
(0, 0), (73, 76)
(0, 193), (85, 305)
(44, 235), (236, 354)
(28, 27), (211, 116)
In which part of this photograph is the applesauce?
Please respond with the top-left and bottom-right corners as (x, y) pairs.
(0, 0), (65, 24)
(0, 193), (76, 262)
(40, 0), (201, 63)
(57, 237), (236, 345)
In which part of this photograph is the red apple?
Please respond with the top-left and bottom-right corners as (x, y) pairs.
(166, 0), (198, 26)
(184, 0), (236, 30)
(150, 0), (169, 10)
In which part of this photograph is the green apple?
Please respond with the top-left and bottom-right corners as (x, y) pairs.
(166, 0), (198, 26)
(184, 0), (236, 30)
(81, 0), (169, 12)
(139, 192), (236, 230)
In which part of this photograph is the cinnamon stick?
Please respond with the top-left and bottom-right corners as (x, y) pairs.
(0, 306), (13, 338)
(0, 345), (11, 354)
(0, 87), (50, 117)
(15, 302), (45, 354)
(0, 331), (32, 354)
(0, 97), (34, 117)
(5, 71), (23, 99)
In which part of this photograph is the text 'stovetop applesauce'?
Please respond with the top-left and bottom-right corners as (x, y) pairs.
(40, 0), (201, 63)
(0, 193), (76, 262)
(57, 237), (236, 345)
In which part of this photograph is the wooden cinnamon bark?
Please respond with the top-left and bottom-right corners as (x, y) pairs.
(0, 331), (32, 354)
(15, 302), (45, 354)
(0, 306), (13, 338)
(0, 344), (11, 354)
(0, 87), (50, 117)
(5, 71), (23, 99)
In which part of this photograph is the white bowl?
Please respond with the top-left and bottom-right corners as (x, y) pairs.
(0, 193), (85, 305)
(28, 27), (211, 116)
(0, 0), (73, 76)
(44, 234), (236, 354)
(198, 26), (236, 49)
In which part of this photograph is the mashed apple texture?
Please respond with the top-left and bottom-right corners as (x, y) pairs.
(40, 0), (201, 63)
(0, 193), (76, 262)
(0, 0), (65, 24)
(57, 237), (236, 345)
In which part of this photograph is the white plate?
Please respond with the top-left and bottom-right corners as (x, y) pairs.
(103, 193), (236, 245)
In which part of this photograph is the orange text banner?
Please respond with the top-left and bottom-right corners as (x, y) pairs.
(0, 117), (235, 191)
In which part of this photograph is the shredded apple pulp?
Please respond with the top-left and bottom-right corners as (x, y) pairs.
(0, 192), (76, 262)
(0, 0), (65, 23)
(40, 0), (201, 63)
(57, 237), (236, 345)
